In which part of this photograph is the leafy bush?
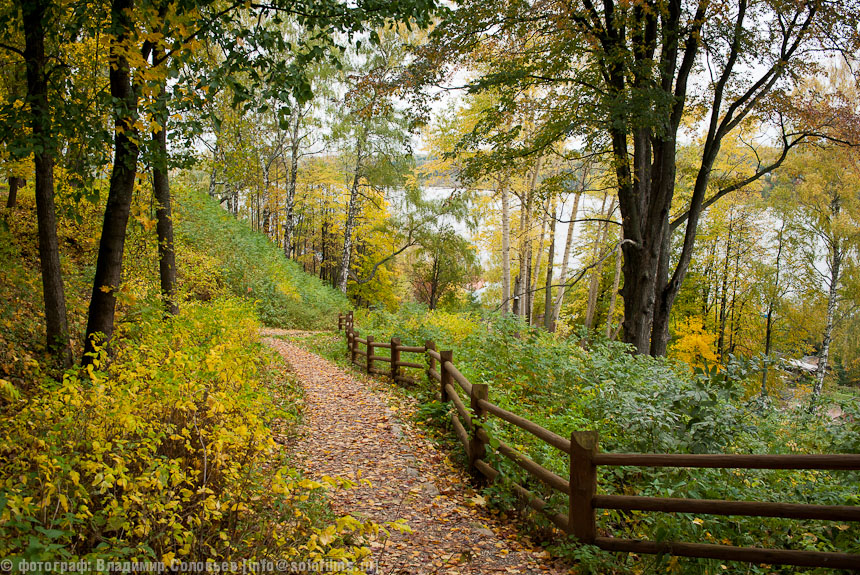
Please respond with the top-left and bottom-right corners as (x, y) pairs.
(343, 307), (860, 573)
(0, 300), (376, 567)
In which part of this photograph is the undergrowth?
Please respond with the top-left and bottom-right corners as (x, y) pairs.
(0, 185), (374, 569)
(321, 306), (860, 575)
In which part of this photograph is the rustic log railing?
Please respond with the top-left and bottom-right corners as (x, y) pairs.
(336, 312), (860, 570)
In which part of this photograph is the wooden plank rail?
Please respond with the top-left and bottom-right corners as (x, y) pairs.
(474, 459), (569, 531)
(593, 494), (860, 522)
(444, 361), (472, 395)
(594, 452), (860, 469)
(445, 383), (471, 430)
(337, 311), (860, 569)
(452, 412), (470, 455)
(476, 399), (571, 454)
(476, 428), (569, 494)
(594, 538), (860, 570)
(398, 345), (426, 353)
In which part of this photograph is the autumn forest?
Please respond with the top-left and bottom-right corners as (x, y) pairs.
(1, 0), (860, 572)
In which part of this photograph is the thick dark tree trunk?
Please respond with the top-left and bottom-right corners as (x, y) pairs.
(152, 48), (178, 316)
(83, 0), (140, 364)
(21, 0), (72, 367)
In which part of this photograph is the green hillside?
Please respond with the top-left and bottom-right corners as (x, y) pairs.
(176, 187), (348, 330)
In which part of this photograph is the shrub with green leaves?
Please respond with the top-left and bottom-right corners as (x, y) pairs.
(346, 306), (860, 573)
(0, 299), (376, 567)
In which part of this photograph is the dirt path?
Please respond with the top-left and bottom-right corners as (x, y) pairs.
(263, 334), (565, 575)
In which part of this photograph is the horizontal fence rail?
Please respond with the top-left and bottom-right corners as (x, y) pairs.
(336, 312), (860, 570)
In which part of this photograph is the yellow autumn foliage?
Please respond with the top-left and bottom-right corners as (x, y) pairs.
(670, 317), (720, 370)
(0, 299), (376, 569)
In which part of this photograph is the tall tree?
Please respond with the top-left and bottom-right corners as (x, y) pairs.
(83, 0), (141, 362)
(150, 42), (178, 316)
(18, 0), (72, 366)
(334, 28), (415, 293)
(418, 0), (859, 354)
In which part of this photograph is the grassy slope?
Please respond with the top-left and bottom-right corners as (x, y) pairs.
(176, 187), (348, 330)
(0, 184), (364, 565)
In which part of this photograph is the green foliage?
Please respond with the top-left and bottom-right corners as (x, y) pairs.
(0, 299), (377, 566)
(175, 185), (348, 329)
(345, 307), (860, 573)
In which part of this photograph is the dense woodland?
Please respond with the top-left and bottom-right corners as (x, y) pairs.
(1, 0), (860, 571)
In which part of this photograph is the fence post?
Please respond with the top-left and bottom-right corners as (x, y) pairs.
(469, 383), (489, 474)
(390, 337), (401, 381)
(346, 325), (352, 356)
(348, 310), (354, 331)
(338, 313), (343, 330)
(426, 340), (436, 380)
(366, 335), (374, 374)
(569, 431), (598, 544)
(350, 330), (359, 365)
(439, 350), (452, 402)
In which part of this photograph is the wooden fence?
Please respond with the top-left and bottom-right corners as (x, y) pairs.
(336, 312), (860, 570)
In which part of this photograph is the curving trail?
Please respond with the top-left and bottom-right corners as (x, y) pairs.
(263, 332), (565, 575)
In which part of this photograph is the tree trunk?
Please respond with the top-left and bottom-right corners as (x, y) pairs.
(585, 194), (611, 330)
(283, 111), (301, 258)
(543, 200), (557, 330)
(338, 134), (365, 293)
(761, 223), (785, 397)
(716, 215), (734, 358)
(606, 238), (622, 339)
(429, 256), (440, 310)
(21, 0), (72, 367)
(6, 177), (23, 208)
(529, 197), (550, 324)
(500, 178), (512, 314)
(83, 0), (140, 365)
(151, 47), (177, 316)
(516, 190), (533, 317)
(811, 228), (842, 407)
(551, 190), (581, 330)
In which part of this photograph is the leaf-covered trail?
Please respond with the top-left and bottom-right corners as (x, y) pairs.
(264, 333), (567, 575)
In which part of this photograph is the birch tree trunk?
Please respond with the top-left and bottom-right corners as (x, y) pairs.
(606, 239), (622, 339)
(812, 233), (842, 407)
(543, 199), (557, 330)
(761, 223), (785, 397)
(338, 133), (365, 293)
(283, 109), (302, 258)
(529, 197), (550, 324)
(551, 191), (581, 330)
(500, 177), (512, 314)
(585, 194), (611, 330)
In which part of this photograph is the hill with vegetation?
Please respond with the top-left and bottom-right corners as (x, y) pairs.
(0, 186), (360, 567)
